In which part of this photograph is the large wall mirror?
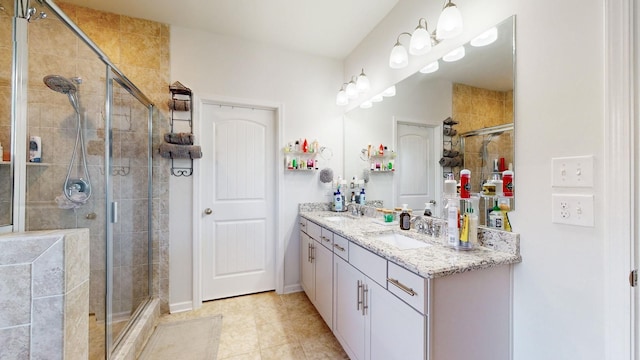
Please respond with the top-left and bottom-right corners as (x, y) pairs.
(344, 15), (515, 217)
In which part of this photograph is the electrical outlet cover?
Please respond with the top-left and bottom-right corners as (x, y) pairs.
(551, 194), (594, 227)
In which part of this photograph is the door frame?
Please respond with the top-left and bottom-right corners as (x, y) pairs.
(391, 117), (443, 215)
(192, 94), (284, 310)
(604, 0), (635, 358)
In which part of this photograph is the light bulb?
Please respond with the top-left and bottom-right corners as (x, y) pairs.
(382, 86), (396, 97)
(442, 46), (465, 62)
(346, 80), (358, 99)
(419, 61), (439, 74)
(360, 101), (373, 109)
(471, 27), (498, 47)
(336, 88), (348, 106)
(436, 1), (463, 40)
(356, 70), (370, 93)
(389, 43), (409, 69)
(371, 94), (384, 102)
(410, 27), (432, 56)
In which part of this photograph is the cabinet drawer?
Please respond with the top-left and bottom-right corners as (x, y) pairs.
(306, 220), (322, 241)
(387, 262), (428, 314)
(299, 217), (307, 233)
(320, 227), (334, 249)
(332, 234), (349, 261)
(349, 243), (387, 286)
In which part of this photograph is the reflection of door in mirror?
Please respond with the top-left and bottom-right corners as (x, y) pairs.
(0, 2), (14, 227)
(395, 121), (440, 214)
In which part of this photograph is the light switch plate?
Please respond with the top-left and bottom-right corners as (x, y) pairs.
(551, 155), (594, 188)
(551, 194), (594, 227)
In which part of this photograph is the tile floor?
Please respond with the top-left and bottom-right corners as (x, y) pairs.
(156, 291), (349, 360)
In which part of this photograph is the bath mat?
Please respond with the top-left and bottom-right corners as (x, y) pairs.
(139, 315), (223, 360)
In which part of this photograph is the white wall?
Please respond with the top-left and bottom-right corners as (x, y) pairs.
(345, 0), (605, 359)
(169, 26), (344, 306)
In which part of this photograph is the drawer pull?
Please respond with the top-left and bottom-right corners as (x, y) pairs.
(357, 280), (363, 311)
(362, 284), (369, 315)
(322, 236), (331, 243)
(333, 244), (345, 252)
(388, 277), (417, 297)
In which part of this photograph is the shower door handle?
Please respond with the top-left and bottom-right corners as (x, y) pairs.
(111, 202), (118, 223)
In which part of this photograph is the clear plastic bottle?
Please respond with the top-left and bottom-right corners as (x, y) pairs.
(447, 198), (459, 247)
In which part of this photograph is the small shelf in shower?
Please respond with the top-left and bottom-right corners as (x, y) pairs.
(26, 162), (51, 166)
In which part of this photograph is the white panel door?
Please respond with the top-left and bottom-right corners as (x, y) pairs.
(396, 122), (436, 213)
(201, 104), (276, 301)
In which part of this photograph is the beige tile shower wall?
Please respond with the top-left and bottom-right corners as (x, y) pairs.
(452, 83), (513, 134)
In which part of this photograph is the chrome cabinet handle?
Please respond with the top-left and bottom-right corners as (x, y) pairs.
(333, 244), (345, 252)
(362, 284), (369, 315)
(308, 243), (312, 263)
(311, 243), (315, 261)
(322, 236), (331, 243)
(357, 280), (363, 311)
(387, 277), (417, 297)
(204, 208), (213, 215)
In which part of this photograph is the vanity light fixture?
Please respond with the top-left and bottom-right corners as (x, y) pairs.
(371, 94), (384, 102)
(442, 46), (465, 62)
(389, 32), (412, 69)
(409, 18), (434, 56)
(360, 101), (373, 109)
(436, 0), (463, 40)
(346, 77), (358, 100)
(471, 26), (498, 47)
(356, 69), (371, 93)
(419, 60), (440, 74)
(336, 84), (348, 106)
(382, 85), (396, 97)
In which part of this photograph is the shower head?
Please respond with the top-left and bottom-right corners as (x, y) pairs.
(43, 75), (77, 94)
(43, 75), (80, 113)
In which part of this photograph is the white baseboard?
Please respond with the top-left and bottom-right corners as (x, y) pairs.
(169, 301), (193, 314)
(283, 284), (303, 294)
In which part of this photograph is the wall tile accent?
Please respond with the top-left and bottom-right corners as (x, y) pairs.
(0, 229), (89, 360)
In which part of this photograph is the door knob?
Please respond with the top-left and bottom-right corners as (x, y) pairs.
(204, 208), (213, 215)
(429, 200), (437, 205)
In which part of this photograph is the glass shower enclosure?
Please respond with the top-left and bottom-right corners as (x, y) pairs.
(7, 0), (154, 357)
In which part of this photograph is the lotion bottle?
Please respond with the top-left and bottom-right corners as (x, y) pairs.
(447, 199), (460, 247)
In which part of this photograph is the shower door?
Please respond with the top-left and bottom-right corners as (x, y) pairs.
(105, 68), (153, 352)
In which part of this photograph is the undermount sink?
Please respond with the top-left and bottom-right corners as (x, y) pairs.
(323, 216), (347, 222)
(370, 232), (432, 250)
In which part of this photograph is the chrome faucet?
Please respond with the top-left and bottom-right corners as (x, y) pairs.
(347, 203), (361, 216)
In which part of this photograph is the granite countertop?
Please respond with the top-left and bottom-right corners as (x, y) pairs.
(299, 210), (521, 279)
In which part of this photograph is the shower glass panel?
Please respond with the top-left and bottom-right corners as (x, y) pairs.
(106, 71), (152, 349)
(0, 1), (13, 228)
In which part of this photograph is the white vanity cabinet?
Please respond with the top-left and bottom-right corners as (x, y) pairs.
(333, 244), (425, 360)
(299, 218), (333, 328)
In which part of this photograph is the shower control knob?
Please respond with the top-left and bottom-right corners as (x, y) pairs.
(204, 208), (213, 215)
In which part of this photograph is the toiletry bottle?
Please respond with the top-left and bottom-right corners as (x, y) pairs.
(447, 199), (459, 247)
(424, 202), (432, 216)
(314, 159), (319, 170)
(351, 192), (356, 203)
(502, 170), (514, 196)
(459, 210), (470, 248)
(399, 204), (411, 230)
(379, 144), (384, 156)
(334, 190), (343, 212)
(359, 188), (366, 205)
(444, 173), (457, 196)
(302, 139), (308, 153)
(460, 169), (471, 198)
(488, 201), (504, 229)
(492, 173), (504, 197)
(469, 208), (478, 245)
(294, 140), (300, 152)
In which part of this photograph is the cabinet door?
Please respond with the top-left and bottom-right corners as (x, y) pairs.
(314, 240), (333, 328)
(300, 231), (315, 301)
(334, 256), (366, 360)
(368, 280), (426, 360)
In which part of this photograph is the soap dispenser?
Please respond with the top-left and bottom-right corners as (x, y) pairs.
(423, 202), (432, 216)
(399, 204), (411, 230)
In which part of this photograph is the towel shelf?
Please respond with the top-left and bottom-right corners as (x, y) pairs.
(168, 81), (195, 177)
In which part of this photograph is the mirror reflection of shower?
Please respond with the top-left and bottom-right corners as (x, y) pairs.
(43, 75), (92, 209)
